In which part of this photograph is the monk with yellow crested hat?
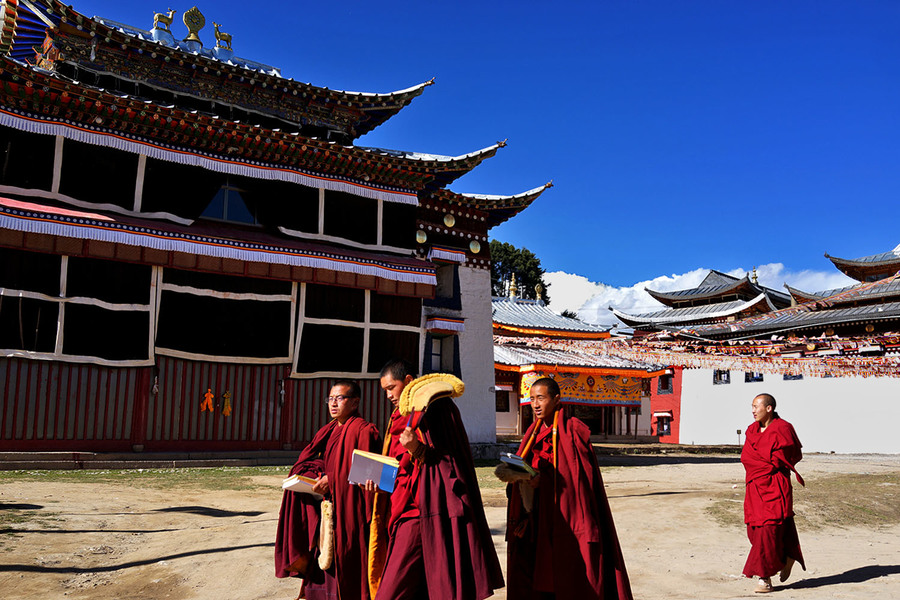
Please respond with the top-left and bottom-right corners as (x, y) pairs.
(366, 359), (504, 600)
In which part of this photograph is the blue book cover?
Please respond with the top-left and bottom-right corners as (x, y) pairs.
(348, 449), (400, 493)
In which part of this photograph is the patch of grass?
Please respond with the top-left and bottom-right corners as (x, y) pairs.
(706, 472), (900, 531)
(474, 463), (508, 490)
(0, 465), (287, 492)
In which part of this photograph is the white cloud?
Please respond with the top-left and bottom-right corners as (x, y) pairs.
(546, 264), (857, 329)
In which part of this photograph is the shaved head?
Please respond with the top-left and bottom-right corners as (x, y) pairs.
(754, 393), (776, 409)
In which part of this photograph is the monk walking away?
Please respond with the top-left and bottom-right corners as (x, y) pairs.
(741, 393), (806, 593)
(497, 377), (633, 600)
(367, 360), (504, 600)
(274, 380), (380, 600)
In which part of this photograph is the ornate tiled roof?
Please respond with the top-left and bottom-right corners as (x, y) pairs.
(492, 297), (610, 338)
(430, 182), (552, 228)
(646, 271), (791, 308)
(4, 0), (431, 140)
(494, 343), (663, 373)
(611, 294), (776, 327)
(0, 57), (497, 193)
(825, 245), (900, 282)
(686, 273), (900, 338)
(785, 276), (900, 305)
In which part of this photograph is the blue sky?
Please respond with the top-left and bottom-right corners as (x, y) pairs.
(72, 1), (900, 306)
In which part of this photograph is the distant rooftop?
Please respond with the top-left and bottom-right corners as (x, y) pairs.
(492, 296), (610, 337)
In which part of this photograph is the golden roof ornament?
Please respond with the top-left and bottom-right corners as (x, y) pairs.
(751, 266), (758, 284)
(535, 283), (544, 302)
(153, 8), (177, 32)
(183, 7), (205, 44)
(509, 273), (518, 299)
(213, 22), (232, 50)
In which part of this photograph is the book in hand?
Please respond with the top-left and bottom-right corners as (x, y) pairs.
(500, 452), (537, 477)
(347, 449), (400, 493)
(282, 474), (323, 499)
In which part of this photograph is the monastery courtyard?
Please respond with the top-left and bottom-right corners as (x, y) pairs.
(1, 452), (897, 600)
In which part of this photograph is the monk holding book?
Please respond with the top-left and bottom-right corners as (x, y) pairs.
(741, 393), (805, 593)
(367, 360), (504, 600)
(274, 380), (380, 600)
(498, 377), (633, 600)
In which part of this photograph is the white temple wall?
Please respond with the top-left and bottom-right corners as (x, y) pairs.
(455, 266), (497, 444)
(679, 368), (900, 453)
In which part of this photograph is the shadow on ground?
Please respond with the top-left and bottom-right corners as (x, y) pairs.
(597, 455), (741, 467)
(783, 565), (900, 590)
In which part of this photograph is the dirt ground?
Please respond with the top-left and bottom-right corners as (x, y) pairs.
(2, 453), (899, 600)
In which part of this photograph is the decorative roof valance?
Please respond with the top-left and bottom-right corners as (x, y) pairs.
(0, 107), (418, 205)
(0, 197), (436, 285)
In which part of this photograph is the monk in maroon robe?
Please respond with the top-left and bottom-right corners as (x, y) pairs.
(741, 393), (805, 593)
(367, 361), (504, 600)
(501, 377), (633, 600)
(275, 380), (380, 600)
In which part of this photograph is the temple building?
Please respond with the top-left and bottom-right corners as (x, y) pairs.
(606, 246), (900, 453)
(0, 1), (547, 451)
(611, 270), (791, 334)
(492, 289), (665, 438)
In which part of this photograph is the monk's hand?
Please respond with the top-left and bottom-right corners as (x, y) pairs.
(527, 474), (541, 489)
(361, 479), (379, 493)
(312, 474), (330, 495)
(399, 426), (418, 451)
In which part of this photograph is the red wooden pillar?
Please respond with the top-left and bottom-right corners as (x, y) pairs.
(131, 368), (153, 451)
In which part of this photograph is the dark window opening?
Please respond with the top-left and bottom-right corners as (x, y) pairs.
(156, 291), (291, 358)
(163, 268), (290, 296)
(62, 304), (149, 360)
(297, 323), (364, 373)
(368, 328), (420, 374)
(0, 297), (58, 352)
(425, 264), (461, 310)
(495, 390), (510, 412)
(381, 201), (416, 249)
(141, 158), (226, 218)
(59, 139), (138, 209)
(0, 125), (54, 190)
(247, 178), (318, 233)
(0, 247), (61, 296)
(323, 190), (377, 245)
(421, 332), (458, 376)
(713, 370), (731, 385)
(67, 257), (152, 304)
(305, 284), (364, 322)
(745, 371), (765, 383)
(783, 373), (804, 381)
(657, 416), (672, 437)
(371, 292), (421, 327)
(657, 374), (673, 394)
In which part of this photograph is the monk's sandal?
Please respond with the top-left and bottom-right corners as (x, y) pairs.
(755, 577), (773, 593)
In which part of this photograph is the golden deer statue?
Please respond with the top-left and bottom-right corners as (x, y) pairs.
(153, 8), (176, 32)
(213, 22), (232, 50)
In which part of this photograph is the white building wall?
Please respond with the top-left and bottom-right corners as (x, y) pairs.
(680, 368), (900, 453)
(455, 266), (497, 444)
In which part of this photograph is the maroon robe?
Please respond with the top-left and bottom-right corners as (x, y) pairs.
(741, 416), (806, 578)
(372, 397), (505, 600)
(506, 410), (633, 600)
(275, 413), (380, 600)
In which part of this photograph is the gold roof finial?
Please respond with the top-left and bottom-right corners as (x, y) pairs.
(509, 273), (518, 299)
(535, 282), (544, 301)
(751, 266), (758, 284)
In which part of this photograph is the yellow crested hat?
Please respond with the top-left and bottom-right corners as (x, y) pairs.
(398, 373), (465, 416)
